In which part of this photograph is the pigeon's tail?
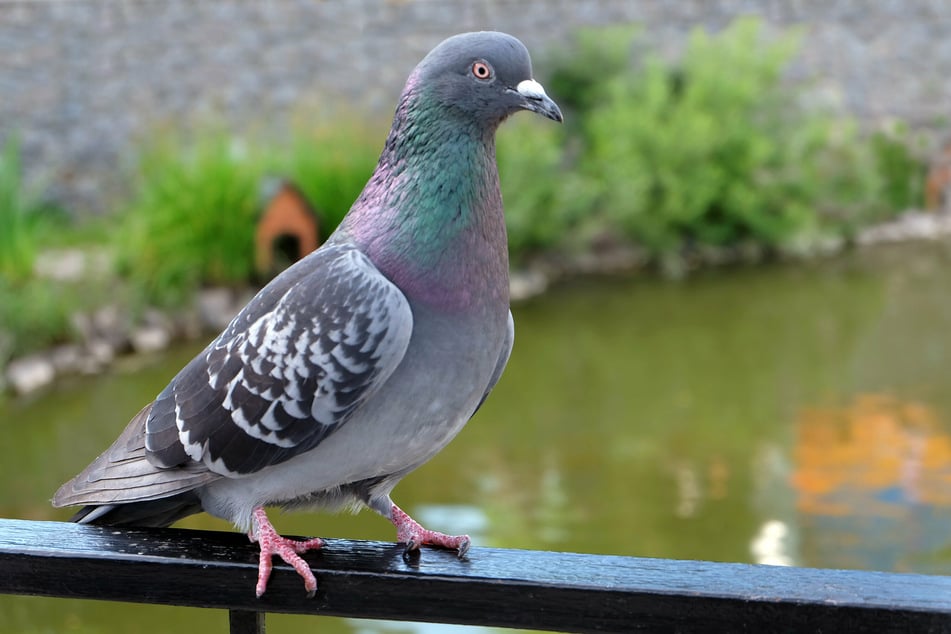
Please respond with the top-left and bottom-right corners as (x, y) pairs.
(70, 492), (203, 528)
(53, 402), (221, 526)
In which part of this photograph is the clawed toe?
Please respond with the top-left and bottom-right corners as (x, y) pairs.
(456, 537), (471, 559)
(390, 502), (471, 559)
(251, 507), (323, 598)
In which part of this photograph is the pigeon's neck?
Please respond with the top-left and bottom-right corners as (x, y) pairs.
(343, 85), (509, 312)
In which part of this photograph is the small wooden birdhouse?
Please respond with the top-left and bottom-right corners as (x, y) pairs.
(925, 139), (951, 211)
(255, 179), (321, 277)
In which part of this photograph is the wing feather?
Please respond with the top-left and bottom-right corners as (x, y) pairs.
(152, 244), (414, 477)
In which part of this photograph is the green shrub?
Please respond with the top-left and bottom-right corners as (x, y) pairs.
(545, 26), (639, 117)
(869, 125), (926, 211)
(115, 129), (262, 306)
(526, 18), (927, 264)
(111, 19), (930, 305)
(498, 118), (575, 258)
(0, 137), (47, 283)
(0, 278), (75, 362)
(116, 120), (381, 306)
(579, 19), (815, 252)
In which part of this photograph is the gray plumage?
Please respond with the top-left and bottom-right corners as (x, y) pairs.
(53, 31), (562, 566)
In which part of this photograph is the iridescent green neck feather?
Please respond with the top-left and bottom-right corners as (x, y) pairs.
(342, 78), (510, 311)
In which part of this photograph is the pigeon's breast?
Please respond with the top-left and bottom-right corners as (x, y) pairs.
(318, 298), (509, 474)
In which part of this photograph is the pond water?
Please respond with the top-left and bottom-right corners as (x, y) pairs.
(2, 242), (951, 633)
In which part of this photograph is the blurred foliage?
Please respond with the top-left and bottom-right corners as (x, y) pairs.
(497, 118), (574, 257)
(869, 125), (927, 212)
(0, 278), (75, 363)
(116, 121), (379, 306)
(500, 18), (926, 267)
(583, 19), (820, 252)
(545, 25), (639, 116)
(0, 136), (62, 284)
(116, 128), (262, 306)
(115, 18), (928, 298)
(0, 137), (107, 364)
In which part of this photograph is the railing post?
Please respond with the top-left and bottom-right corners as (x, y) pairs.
(229, 609), (265, 634)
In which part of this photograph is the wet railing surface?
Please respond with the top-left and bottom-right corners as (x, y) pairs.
(1, 518), (950, 633)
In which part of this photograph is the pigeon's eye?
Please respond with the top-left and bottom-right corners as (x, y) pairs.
(471, 61), (493, 81)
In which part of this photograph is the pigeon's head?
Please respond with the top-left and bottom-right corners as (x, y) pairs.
(410, 31), (563, 128)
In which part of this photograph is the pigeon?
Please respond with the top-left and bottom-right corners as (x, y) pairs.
(52, 31), (562, 598)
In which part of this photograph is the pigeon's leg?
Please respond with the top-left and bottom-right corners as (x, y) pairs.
(249, 507), (324, 598)
(371, 498), (471, 558)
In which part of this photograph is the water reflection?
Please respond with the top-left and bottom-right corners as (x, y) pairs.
(413, 504), (489, 543)
(793, 394), (951, 572)
(750, 519), (794, 566)
(349, 619), (496, 634)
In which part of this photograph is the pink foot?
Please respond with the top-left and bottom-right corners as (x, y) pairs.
(390, 503), (471, 558)
(249, 507), (324, 598)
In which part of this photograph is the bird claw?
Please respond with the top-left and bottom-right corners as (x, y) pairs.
(251, 507), (323, 598)
(401, 542), (421, 564)
(455, 536), (471, 560)
(390, 503), (471, 560)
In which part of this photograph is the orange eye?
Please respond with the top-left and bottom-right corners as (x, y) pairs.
(471, 61), (492, 80)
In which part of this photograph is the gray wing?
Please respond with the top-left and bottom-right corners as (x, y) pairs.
(54, 244), (413, 506)
(148, 244), (414, 476)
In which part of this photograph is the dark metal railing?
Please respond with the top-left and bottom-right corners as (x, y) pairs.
(1, 518), (950, 633)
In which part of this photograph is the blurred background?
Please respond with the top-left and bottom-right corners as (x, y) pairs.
(2, 2), (951, 633)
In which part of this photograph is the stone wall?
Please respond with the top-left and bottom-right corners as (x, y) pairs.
(2, 0), (950, 213)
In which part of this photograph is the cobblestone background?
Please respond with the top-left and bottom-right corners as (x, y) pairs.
(2, 0), (950, 213)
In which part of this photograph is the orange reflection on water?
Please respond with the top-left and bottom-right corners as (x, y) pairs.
(792, 394), (951, 516)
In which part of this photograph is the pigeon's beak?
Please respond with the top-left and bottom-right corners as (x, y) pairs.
(515, 79), (563, 123)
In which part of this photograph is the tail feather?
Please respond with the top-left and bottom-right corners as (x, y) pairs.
(71, 492), (204, 528)
(53, 402), (219, 520)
